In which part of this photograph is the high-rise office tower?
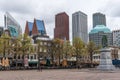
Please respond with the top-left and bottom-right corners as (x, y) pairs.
(89, 25), (112, 47)
(54, 12), (69, 40)
(93, 12), (106, 28)
(72, 11), (88, 43)
(4, 12), (22, 37)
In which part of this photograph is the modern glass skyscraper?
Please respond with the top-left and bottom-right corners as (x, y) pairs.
(24, 21), (33, 36)
(93, 12), (106, 28)
(89, 25), (112, 47)
(25, 19), (47, 36)
(4, 12), (22, 37)
(72, 11), (88, 43)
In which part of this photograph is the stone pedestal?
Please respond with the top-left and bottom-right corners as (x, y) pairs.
(97, 48), (115, 70)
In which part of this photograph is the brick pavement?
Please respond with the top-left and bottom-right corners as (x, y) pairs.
(0, 69), (120, 80)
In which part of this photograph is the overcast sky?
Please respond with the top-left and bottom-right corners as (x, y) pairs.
(0, 0), (120, 40)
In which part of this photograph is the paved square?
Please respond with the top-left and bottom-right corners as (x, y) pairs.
(0, 69), (120, 80)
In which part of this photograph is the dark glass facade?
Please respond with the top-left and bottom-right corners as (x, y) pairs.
(4, 12), (22, 37)
(25, 19), (47, 36)
(93, 13), (106, 28)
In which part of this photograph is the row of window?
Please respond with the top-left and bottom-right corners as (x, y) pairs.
(14, 54), (37, 60)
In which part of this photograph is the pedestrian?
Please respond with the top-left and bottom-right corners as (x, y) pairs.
(40, 65), (42, 72)
(78, 65), (81, 69)
(38, 64), (42, 72)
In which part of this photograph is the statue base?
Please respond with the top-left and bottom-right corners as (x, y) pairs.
(97, 48), (115, 70)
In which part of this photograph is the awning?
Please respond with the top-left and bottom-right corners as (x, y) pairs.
(29, 61), (38, 64)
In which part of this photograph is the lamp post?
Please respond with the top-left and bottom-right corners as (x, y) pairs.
(37, 40), (42, 71)
(38, 49), (40, 70)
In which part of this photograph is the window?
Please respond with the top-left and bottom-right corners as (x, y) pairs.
(14, 55), (16, 59)
(18, 55), (20, 59)
(30, 56), (33, 60)
(40, 48), (42, 52)
(22, 55), (24, 59)
(48, 43), (51, 46)
(40, 42), (43, 45)
(34, 54), (37, 59)
(44, 42), (47, 45)
(27, 55), (29, 59)
(44, 49), (46, 52)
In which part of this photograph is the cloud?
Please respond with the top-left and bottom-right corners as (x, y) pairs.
(0, 0), (69, 33)
(97, 0), (120, 31)
(99, 0), (120, 17)
(0, 0), (35, 14)
(0, 0), (120, 39)
(33, 0), (69, 24)
(45, 23), (54, 38)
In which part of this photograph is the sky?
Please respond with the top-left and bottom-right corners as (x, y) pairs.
(0, 0), (120, 41)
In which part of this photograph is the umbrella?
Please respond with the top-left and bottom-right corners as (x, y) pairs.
(2, 58), (5, 67)
(5, 58), (9, 67)
(62, 59), (67, 67)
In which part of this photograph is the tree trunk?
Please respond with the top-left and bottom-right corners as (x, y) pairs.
(76, 52), (79, 68)
(90, 52), (93, 63)
(90, 52), (93, 67)
(15, 54), (18, 69)
(23, 50), (25, 69)
(51, 52), (54, 66)
(58, 53), (60, 66)
(65, 53), (68, 60)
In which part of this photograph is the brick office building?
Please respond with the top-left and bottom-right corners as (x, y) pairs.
(54, 12), (69, 40)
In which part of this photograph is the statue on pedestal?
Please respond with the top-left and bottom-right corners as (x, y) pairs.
(102, 35), (108, 48)
(97, 35), (115, 70)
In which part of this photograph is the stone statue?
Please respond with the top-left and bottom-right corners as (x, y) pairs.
(97, 35), (115, 70)
(102, 35), (108, 48)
